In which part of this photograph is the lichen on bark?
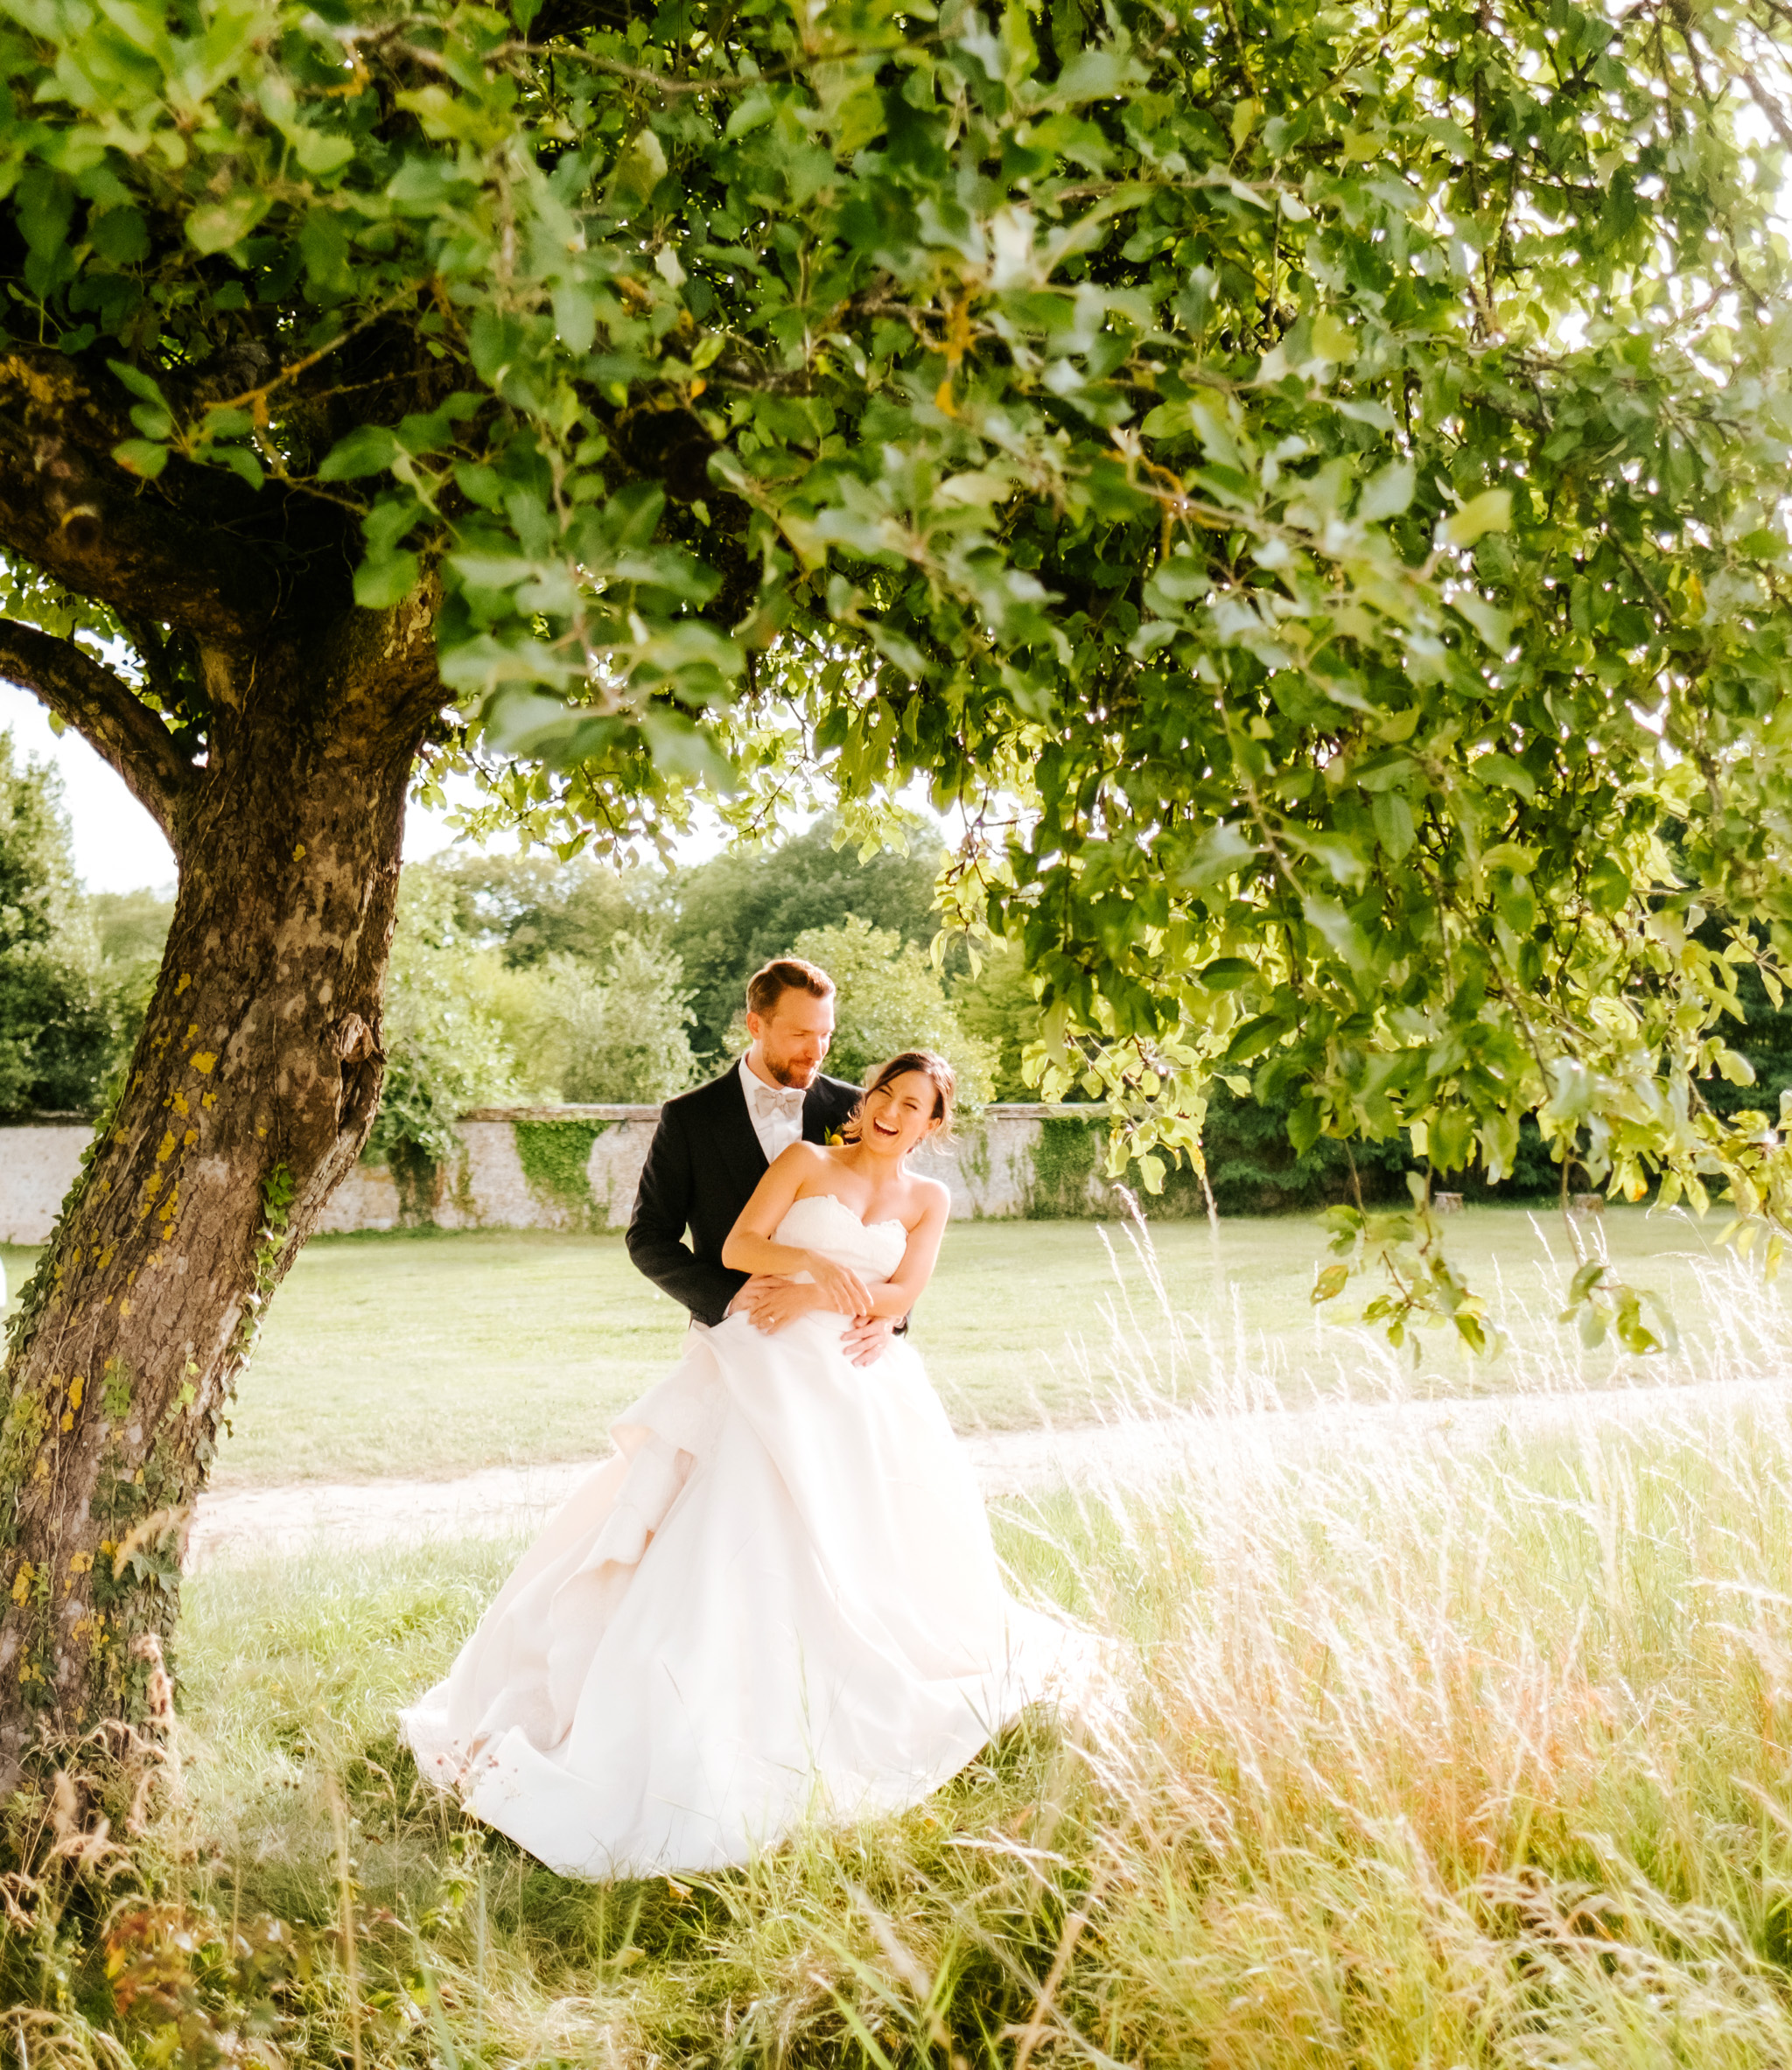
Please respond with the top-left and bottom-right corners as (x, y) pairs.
(0, 603), (441, 1775)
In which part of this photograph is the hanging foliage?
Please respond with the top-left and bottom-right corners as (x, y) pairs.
(0, 0), (1788, 1507)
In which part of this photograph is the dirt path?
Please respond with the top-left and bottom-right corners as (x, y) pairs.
(186, 1370), (1791, 1570)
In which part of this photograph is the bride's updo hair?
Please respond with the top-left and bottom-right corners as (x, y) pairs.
(844, 1051), (956, 1145)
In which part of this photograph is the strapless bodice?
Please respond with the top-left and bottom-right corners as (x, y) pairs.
(772, 1193), (906, 1281)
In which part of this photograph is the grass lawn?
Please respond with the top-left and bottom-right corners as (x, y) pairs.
(3, 1200), (1782, 1489)
(17, 1381), (1792, 2065)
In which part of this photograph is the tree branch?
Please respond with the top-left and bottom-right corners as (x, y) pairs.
(0, 620), (197, 848)
(0, 349), (279, 646)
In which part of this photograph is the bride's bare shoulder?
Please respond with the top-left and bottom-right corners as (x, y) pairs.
(771, 1140), (830, 1176)
(780, 1142), (858, 1189)
(907, 1173), (952, 1218)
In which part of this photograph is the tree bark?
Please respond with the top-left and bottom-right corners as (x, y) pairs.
(0, 592), (438, 1777)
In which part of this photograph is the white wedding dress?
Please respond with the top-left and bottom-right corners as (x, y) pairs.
(400, 1193), (1074, 1879)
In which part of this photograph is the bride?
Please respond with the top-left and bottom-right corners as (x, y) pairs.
(400, 1050), (1074, 1879)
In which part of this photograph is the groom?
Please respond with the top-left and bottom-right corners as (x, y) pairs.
(627, 956), (897, 1365)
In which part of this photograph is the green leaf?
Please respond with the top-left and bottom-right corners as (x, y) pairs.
(1371, 788), (1417, 861)
(724, 89), (775, 140)
(186, 191), (271, 255)
(1586, 854), (1629, 916)
(1197, 957), (1254, 990)
(608, 129), (668, 215)
(1431, 1106), (1475, 1171)
(107, 360), (168, 409)
(1452, 593), (1512, 650)
(353, 551), (420, 608)
(89, 206), (149, 264)
(1054, 49), (1131, 101)
(1358, 461), (1415, 522)
(482, 688), (585, 756)
(552, 283), (598, 357)
(1715, 1048), (1755, 1087)
(111, 439), (167, 479)
(1288, 1098), (1323, 1154)
(1476, 754), (1536, 799)
(1568, 1260), (1606, 1304)
(214, 445), (265, 490)
(14, 167), (72, 258)
(319, 426), (403, 481)
(1445, 489), (1512, 548)
(1172, 822), (1258, 887)
(1223, 1013), (1286, 1066)
(290, 127), (356, 178)
(1453, 1311), (1488, 1354)
(1312, 1261), (1348, 1304)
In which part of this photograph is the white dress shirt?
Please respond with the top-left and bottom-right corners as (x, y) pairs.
(739, 1054), (808, 1164)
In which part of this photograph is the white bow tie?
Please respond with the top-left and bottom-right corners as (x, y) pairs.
(752, 1081), (806, 1121)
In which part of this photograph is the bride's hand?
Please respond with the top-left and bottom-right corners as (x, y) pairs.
(743, 1281), (826, 1333)
(803, 1253), (873, 1316)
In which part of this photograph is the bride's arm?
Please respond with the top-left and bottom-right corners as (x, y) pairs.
(723, 1147), (873, 1314)
(860, 1183), (951, 1319)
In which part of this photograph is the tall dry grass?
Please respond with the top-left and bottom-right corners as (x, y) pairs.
(7, 1220), (1792, 2064)
(1050, 1199), (1792, 1423)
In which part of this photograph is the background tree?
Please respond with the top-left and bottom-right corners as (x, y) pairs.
(0, 734), (109, 1115)
(365, 869), (520, 1197)
(949, 941), (1046, 1105)
(369, 864), (696, 1154)
(424, 816), (955, 1068)
(430, 852), (670, 969)
(785, 915), (997, 1106)
(667, 818), (946, 1057)
(2, 0), (1791, 1763)
(88, 886), (176, 1087)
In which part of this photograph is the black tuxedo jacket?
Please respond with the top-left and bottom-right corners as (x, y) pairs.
(626, 1065), (862, 1327)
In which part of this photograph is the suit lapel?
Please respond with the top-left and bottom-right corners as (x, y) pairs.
(716, 1065), (770, 1197)
(802, 1075), (855, 1144)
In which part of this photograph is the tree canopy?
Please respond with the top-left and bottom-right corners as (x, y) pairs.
(5, 0), (1792, 1336)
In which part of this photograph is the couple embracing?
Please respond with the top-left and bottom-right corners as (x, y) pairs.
(402, 957), (1075, 1879)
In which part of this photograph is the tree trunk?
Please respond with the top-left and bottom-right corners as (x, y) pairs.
(0, 599), (438, 1776)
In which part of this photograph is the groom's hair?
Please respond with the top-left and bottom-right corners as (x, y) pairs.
(746, 957), (836, 1018)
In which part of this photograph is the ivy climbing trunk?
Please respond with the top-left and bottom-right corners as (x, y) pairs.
(0, 598), (439, 1776)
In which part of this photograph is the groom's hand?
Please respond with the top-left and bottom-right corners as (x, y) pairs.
(841, 1316), (897, 1367)
(729, 1273), (794, 1328)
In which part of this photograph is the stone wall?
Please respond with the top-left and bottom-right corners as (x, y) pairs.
(0, 1118), (88, 1245)
(1, 1103), (1138, 1245)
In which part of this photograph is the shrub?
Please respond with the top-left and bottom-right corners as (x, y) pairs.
(368, 874), (520, 1176)
(495, 939), (697, 1105)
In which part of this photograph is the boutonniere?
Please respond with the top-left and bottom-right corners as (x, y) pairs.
(825, 1129), (844, 1147)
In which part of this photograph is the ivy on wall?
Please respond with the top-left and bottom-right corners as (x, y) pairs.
(384, 1139), (441, 1227)
(513, 1119), (612, 1230)
(1025, 1119), (1101, 1221)
(1018, 1106), (1420, 1220)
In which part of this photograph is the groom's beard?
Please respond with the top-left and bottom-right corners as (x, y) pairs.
(766, 1058), (822, 1089)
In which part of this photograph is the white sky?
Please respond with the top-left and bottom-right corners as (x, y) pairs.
(0, 677), (506, 893)
(0, 677), (760, 894)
